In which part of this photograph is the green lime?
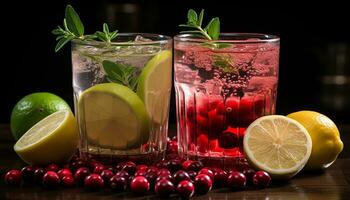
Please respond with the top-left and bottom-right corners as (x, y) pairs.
(11, 93), (71, 140)
(79, 83), (149, 150)
(137, 50), (172, 124)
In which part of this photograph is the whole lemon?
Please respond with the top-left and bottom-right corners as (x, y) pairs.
(287, 111), (343, 170)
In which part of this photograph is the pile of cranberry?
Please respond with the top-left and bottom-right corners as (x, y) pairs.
(4, 138), (271, 198)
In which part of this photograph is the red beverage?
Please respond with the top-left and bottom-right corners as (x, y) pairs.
(174, 33), (280, 169)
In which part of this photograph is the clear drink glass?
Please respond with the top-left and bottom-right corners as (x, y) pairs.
(174, 33), (280, 169)
(72, 33), (172, 164)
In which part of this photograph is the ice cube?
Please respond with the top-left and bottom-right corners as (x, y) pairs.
(134, 35), (152, 42)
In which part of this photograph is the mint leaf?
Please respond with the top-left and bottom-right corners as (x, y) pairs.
(212, 54), (238, 74)
(102, 60), (124, 78)
(187, 9), (198, 24)
(206, 17), (220, 40)
(65, 5), (84, 36)
(102, 60), (139, 90)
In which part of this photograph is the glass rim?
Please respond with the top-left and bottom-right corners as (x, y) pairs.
(174, 33), (280, 44)
(72, 33), (172, 46)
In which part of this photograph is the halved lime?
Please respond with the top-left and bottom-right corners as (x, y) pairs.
(137, 50), (172, 124)
(243, 115), (312, 179)
(79, 83), (149, 150)
(14, 110), (79, 165)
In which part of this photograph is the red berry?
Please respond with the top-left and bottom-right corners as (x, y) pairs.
(176, 180), (194, 199)
(171, 136), (178, 141)
(144, 171), (157, 189)
(74, 167), (90, 184)
(253, 171), (271, 188)
(227, 171), (246, 189)
(34, 168), (47, 184)
(194, 174), (212, 194)
(187, 170), (197, 181)
(173, 170), (191, 185)
(166, 159), (182, 173)
(61, 176), (75, 187)
(242, 168), (256, 184)
(157, 168), (171, 176)
(21, 166), (37, 182)
(84, 174), (104, 190)
(146, 166), (158, 174)
(130, 176), (150, 195)
(186, 161), (204, 172)
(207, 110), (225, 139)
(218, 128), (238, 149)
(155, 179), (175, 197)
(213, 169), (228, 188)
(42, 171), (60, 188)
(134, 170), (147, 177)
(122, 161), (136, 175)
(198, 168), (214, 181)
(89, 160), (102, 171)
(109, 175), (127, 192)
(5, 170), (22, 186)
(57, 169), (72, 179)
(101, 170), (114, 183)
(70, 160), (87, 172)
(136, 164), (148, 172)
(46, 164), (60, 172)
(166, 140), (178, 154)
(115, 170), (130, 180)
(156, 174), (174, 183)
(93, 164), (106, 174)
(115, 162), (125, 172)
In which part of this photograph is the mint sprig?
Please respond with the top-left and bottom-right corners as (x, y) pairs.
(179, 9), (220, 40)
(212, 54), (238, 74)
(94, 23), (119, 44)
(102, 60), (139, 91)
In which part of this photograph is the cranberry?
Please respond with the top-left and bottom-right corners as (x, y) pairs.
(109, 175), (127, 192)
(34, 168), (47, 184)
(155, 179), (175, 197)
(115, 162), (125, 172)
(146, 166), (158, 174)
(42, 171), (60, 188)
(46, 164), (60, 172)
(130, 176), (150, 195)
(4, 170), (22, 186)
(21, 166), (36, 182)
(61, 176), (75, 187)
(145, 171), (157, 188)
(70, 160), (86, 172)
(187, 170), (197, 181)
(155, 160), (168, 169)
(122, 161), (136, 175)
(173, 170), (191, 185)
(242, 168), (256, 184)
(89, 160), (102, 170)
(213, 169), (228, 188)
(157, 168), (171, 176)
(253, 171), (271, 188)
(166, 153), (181, 160)
(105, 165), (114, 172)
(176, 180), (195, 199)
(194, 174), (212, 194)
(134, 170), (147, 177)
(156, 174), (174, 183)
(227, 171), (246, 189)
(166, 159), (182, 173)
(101, 170), (114, 183)
(171, 136), (178, 141)
(74, 167), (90, 184)
(115, 170), (130, 180)
(218, 128), (238, 149)
(184, 161), (203, 172)
(166, 140), (178, 154)
(93, 164), (106, 174)
(84, 174), (104, 190)
(235, 157), (250, 171)
(136, 164), (148, 172)
(57, 169), (72, 179)
(198, 168), (214, 181)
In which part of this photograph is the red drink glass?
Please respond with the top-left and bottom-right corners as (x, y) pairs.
(174, 33), (280, 169)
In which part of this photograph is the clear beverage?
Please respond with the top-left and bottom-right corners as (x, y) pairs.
(174, 33), (280, 169)
(72, 34), (172, 164)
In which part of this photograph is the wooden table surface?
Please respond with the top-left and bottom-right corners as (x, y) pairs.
(1, 124), (349, 200)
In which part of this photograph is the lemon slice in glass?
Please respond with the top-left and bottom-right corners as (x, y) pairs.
(243, 115), (312, 179)
(14, 110), (79, 165)
(79, 83), (149, 150)
(137, 50), (172, 124)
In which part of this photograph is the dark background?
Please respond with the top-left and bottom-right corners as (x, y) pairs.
(1, 0), (349, 125)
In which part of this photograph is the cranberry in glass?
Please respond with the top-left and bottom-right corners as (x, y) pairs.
(21, 166), (36, 182)
(42, 171), (60, 188)
(218, 129), (238, 149)
(93, 164), (106, 174)
(130, 176), (150, 195)
(166, 140), (178, 154)
(109, 175), (127, 192)
(101, 170), (114, 183)
(57, 168), (72, 179)
(62, 176), (75, 187)
(115, 170), (130, 180)
(187, 171), (197, 181)
(74, 167), (90, 184)
(173, 170), (191, 185)
(227, 171), (246, 189)
(253, 171), (271, 188)
(198, 168), (214, 181)
(34, 168), (47, 184)
(84, 174), (104, 190)
(122, 161), (136, 175)
(213, 169), (228, 188)
(176, 180), (195, 199)
(46, 164), (60, 172)
(155, 179), (175, 197)
(194, 174), (212, 194)
(4, 170), (22, 186)
(242, 168), (256, 184)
